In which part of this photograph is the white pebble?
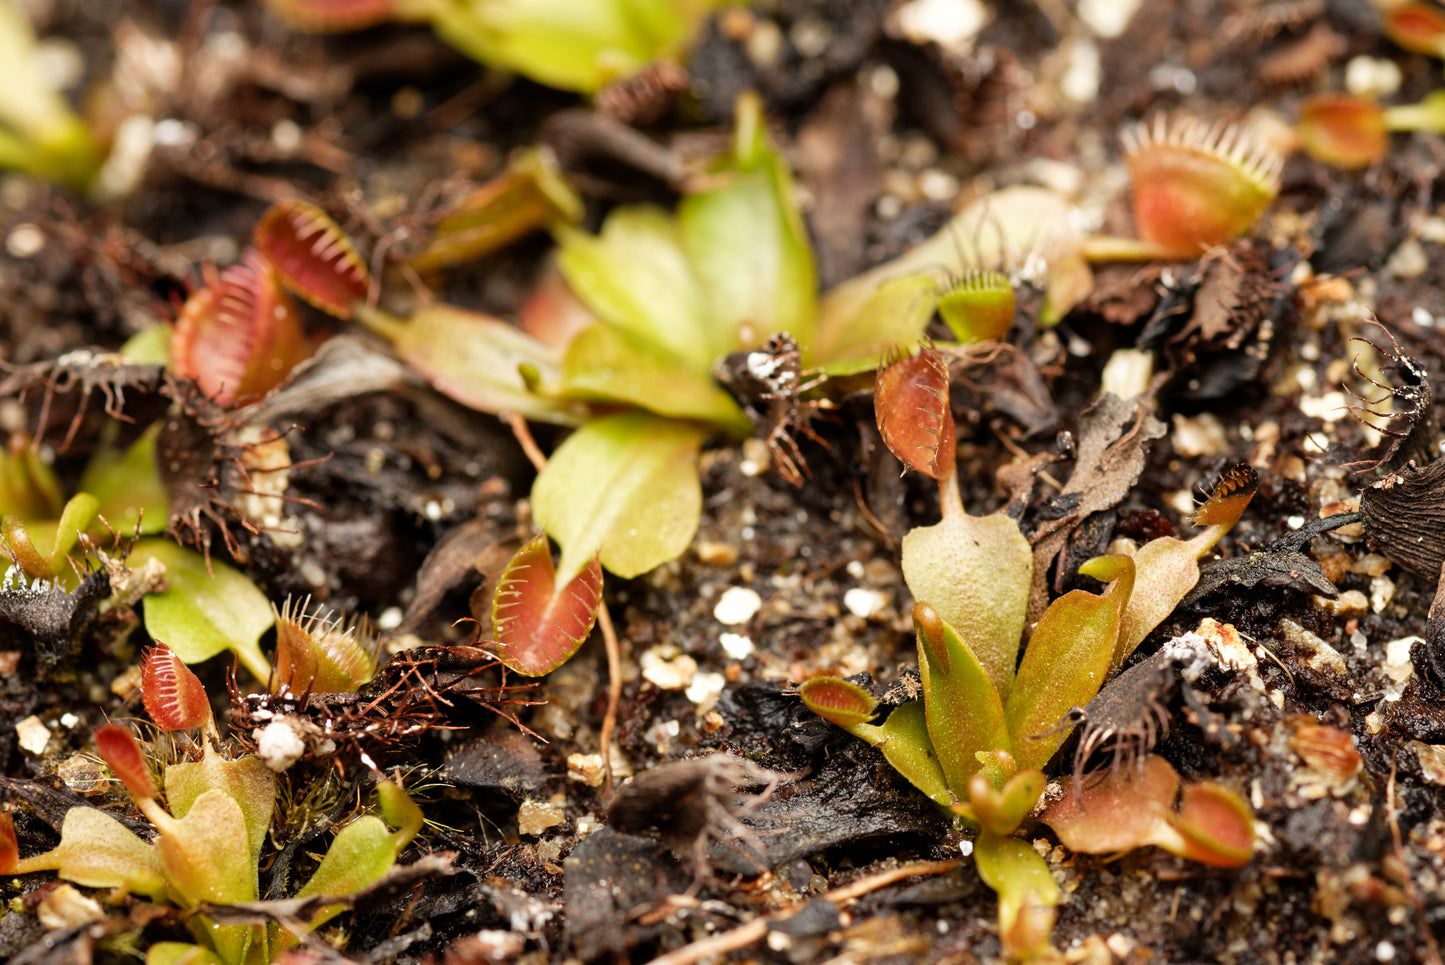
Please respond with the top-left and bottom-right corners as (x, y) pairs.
(719, 632), (755, 660)
(844, 587), (887, 619)
(714, 586), (762, 625)
(16, 716), (49, 756)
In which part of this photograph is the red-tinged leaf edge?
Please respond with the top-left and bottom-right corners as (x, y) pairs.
(141, 644), (211, 732)
(0, 811), (16, 874)
(491, 531), (604, 677)
(874, 345), (955, 480)
(95, 724), (156, 801)
(799, 677), (878, 727)
(253, 200), (371, 319)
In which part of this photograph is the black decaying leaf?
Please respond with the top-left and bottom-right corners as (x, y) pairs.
(1183, 512), (1361, 607)
(1358, 459), (1445, 579)
(0, 567), (109, 675)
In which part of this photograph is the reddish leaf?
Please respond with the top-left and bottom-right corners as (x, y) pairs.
(140, 644), (211, 732)
(874, 345), (955, 479)
(490, 532), (603, 676)
(0, 811), (16, 874)
(95, 724), (156, 801)
(171, 251), (312, 405)
(253, 200), (370, 319)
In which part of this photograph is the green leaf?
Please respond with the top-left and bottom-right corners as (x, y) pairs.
(79, 423), (169, 537)
(974, 832), (1060, 959)
(818, 186), (1091, 338)
(491, 531), (604, 676)
(14, 806), (166, 900)
(842, 700), (953, 807)
(428, 0), (712, 93)
(901, 511), (1032, 697)
(913, 603), (1010, 794)
(555, 207), (712, 372)
(814, 273), (936, 374)
(153, 788), (259, 965)
(532, 412), (704, 583)
(355, 302), (585, 425)
(129, 538), (274, 682)
(285, 816), (398, 943)
(560, 323), (751, 433)
(679, 92), (817, 360)
(145, 942), (224, 965)
(164, 745), (276, 866)
(1007, 554), (1134, 771)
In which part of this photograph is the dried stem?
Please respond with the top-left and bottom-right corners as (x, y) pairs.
(597, 602), (623, 794)
(646, 860), (960, 965)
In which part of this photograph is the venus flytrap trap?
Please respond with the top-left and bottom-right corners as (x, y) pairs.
(800, 343), (1260, 960)
(1082, 113), (1284, 263)
(0, 644), (423, 965)
(1296, 91), (1445, 169)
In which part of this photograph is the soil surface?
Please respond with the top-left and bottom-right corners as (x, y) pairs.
(4, 1), (1445, 964)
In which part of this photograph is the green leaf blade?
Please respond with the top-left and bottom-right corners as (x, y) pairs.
(1007, 554), (1134, 771)
(532, 412), (704, 582)
(913, 603), (1010, 795)
(901, 512), (1032, 697)
(130, 539), (274, 682)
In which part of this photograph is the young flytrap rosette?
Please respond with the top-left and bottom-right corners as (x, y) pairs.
(0, 654), (424, 965)
(1296, 91), (1445, 169)
(800, 346), (1260, 959)
(359, 92), (941, 594)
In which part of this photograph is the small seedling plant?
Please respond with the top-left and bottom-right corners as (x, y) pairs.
(0, 645), (421, 965)
(800, 344), (1259, 959)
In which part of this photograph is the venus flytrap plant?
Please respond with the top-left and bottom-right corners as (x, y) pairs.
(800, 344), (1259, 960)
(361, 93), (937, 594)
(1, 645), (424, 965)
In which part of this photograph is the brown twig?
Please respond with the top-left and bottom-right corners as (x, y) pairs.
(644, 859), (960, 965)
